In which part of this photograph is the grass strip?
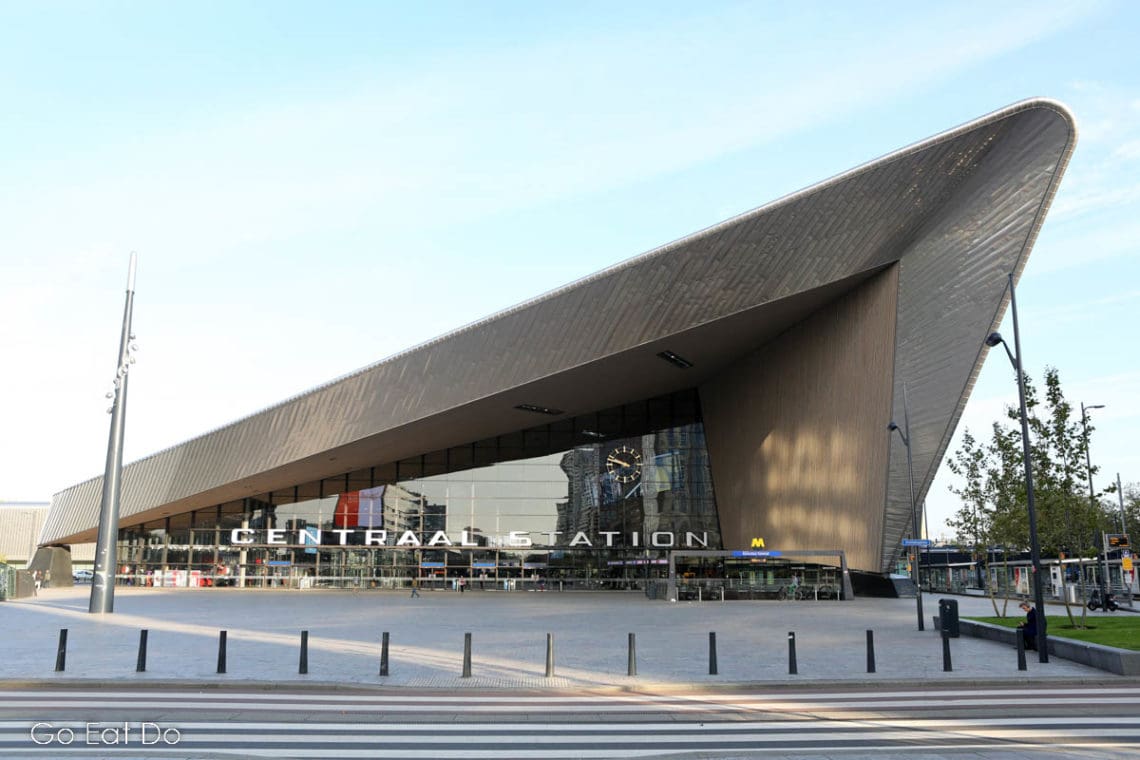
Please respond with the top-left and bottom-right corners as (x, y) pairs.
(969, 615), (1140, 650)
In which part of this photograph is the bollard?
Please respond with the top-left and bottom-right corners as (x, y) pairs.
(942, 630), (952, 672)
(866, 630), (875, 673)
(217, 630), (227, 674)
(628, 632), (637, 676)
(708, 632), (718, 676)
(788, 632), (798, 675)
(545, 633), (555, 678)
(299, 630), (309, 675)
(1016, 629), (1027, 671)
(55, 629), (68, 672)
(136, 629), (149, 673)
(379, 632), (390, 677)
(461, 632), (472, 678)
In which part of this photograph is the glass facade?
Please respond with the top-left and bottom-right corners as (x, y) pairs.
(113, 389), (722, 591)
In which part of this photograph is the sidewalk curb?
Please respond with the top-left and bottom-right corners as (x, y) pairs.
(3, 675), (1137, 694)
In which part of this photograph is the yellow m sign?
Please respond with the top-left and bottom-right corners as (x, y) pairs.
(750, 537), (766, 548)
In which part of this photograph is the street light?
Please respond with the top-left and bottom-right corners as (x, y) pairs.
(984, 272), (1047, 662)
(888, 385), (923, 632)
(1080, 402), (1107, 601)
(1117, 472), (1134, 608)
(90, 253), (138, 615)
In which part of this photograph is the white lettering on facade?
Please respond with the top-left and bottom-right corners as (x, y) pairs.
(686, 531), (709, 548)
(427, 531), (453, 547)
(396, 530), (421, 547)
(221, 528), (710, 548)
(231, 528), (254, 545)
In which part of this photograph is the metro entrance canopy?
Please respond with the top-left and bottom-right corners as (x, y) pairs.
(42, 99), (1076, 586)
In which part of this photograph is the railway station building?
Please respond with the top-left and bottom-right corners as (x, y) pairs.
(39, 100), (1077, 596)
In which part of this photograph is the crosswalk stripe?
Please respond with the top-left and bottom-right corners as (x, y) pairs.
(0, 696), (1131, 713)
(5, 717), (1140, 731)
(3, 686), (1136, 757)
(0, 686), (1133, 702)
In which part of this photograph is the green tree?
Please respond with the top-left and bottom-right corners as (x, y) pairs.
(944, 366), (1114, 624)
(946, 429), (1004, 613)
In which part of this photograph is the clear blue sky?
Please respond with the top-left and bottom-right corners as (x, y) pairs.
(1, 1), (1137, 539)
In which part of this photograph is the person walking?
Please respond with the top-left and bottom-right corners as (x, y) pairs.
(410, 576), (421, 598)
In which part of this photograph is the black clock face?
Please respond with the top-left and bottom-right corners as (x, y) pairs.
(606, 445), (642, 483)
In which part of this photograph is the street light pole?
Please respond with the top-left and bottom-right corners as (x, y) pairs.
(1080, 402), (1106, 602)
(1118, 472), (1134, 608)
(89, 253), (138, 615)
(889, 383), (923, 632)
(984, 271), (1048, 662)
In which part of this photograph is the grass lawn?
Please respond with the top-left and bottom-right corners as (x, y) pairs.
(969, 615), (1140, 650)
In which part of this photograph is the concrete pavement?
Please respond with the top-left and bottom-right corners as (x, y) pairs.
(0, 586), (1124, 689)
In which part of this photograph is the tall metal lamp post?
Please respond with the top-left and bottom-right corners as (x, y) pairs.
(889, 386), (923, 632)
(1118, 473), (1134, 608)
(1080, 402), (1106, 600)
(984, 272), (1048, 662)
(89, 254), (138, 614)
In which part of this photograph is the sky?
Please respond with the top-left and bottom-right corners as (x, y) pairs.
(1, 1), (1138, 540)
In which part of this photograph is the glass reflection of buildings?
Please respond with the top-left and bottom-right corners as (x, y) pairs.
(122, 391), (722, 588)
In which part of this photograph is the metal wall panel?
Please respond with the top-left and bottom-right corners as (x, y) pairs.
(700, 267), (899, 571)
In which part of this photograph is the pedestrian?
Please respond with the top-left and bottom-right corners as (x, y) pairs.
(1017, 601), (1037, 651)
(33, 570), (41, 596)
(458, 576), (466, 594)
(410, 576), (421, 598)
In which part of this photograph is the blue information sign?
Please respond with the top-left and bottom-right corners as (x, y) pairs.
(901, 539), (932, 547)
(732, 550), (782, 558)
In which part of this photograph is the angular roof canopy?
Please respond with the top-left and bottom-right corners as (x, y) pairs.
(44, 98), (1077, 571)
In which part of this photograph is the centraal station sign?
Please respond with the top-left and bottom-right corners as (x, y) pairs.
(229, 528), (711, 549)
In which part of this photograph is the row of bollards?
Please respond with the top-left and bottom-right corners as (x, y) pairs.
(50, 626), (980, 678)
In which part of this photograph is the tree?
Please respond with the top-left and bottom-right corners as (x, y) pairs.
(946, 429), (1003, 614)
(944, 366), (1114, 624)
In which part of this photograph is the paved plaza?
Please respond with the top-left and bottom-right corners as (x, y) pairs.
(0, 586), (1121, 689)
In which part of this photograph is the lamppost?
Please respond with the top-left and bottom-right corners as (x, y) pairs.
(1080, 402), (1106, 601)
(89, 253), (138, 614)
(1118, 473), (1134, 608)
(889, 384), (923, 632)
(984, 272), (1047, 662)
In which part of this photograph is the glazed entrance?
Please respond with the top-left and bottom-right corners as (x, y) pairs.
(668, 550), (852, 601)
(111, 391), (723, 591)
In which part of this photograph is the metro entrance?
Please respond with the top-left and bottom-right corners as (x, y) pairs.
(666, 549), (855, 602)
